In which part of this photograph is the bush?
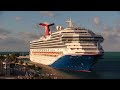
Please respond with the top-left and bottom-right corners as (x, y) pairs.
(19, 60), (24, 65)
(15, 53), (20, 57)
(0, 55), (5, 61)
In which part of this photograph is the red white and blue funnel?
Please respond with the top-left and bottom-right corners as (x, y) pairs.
(39, 23), (54, 36)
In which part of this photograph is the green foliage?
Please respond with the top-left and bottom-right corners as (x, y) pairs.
(19, 60), (24, 65)
(32, 64), (36, 69)
(15, 59), (19, 63)
(35, 66), (42, 70)
(15, 53), (20, 57)
(10, 54), (17, 61)
(5, 54), (18, 62)
(0, 55), (5, 61)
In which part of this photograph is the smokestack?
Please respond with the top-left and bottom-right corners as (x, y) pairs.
(39, 23), (54, 36)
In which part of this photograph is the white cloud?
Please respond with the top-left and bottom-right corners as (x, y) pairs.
(40, 11), (55, 17)
(18, 31), (40, 43)
(0, 28), (40, 51)
(0, 35), (7, 40)
(0, 28), (11, 40)
(93, 16), (101, 25)
(0, 36), (27, 52)
(15, 16), (22, 21)
(0, 28), (11, 35)
(100, 26), (120, 51)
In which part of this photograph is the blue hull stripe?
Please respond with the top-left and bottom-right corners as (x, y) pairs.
(50, 55), (102, 71)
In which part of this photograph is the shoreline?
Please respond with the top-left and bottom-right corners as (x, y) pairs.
(0, 55), (80, 79)
(30, 62), (79, 79)
(17, 56), (78, 79)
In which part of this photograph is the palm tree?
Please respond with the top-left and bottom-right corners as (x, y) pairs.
(10, 54), (17, 62)
(0, 55), (5, 61)
(6, 54), (12, 61)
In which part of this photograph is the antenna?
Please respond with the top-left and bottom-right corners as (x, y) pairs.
(66, 17), (74, 27)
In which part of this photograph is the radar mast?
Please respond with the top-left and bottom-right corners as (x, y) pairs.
(66, 17), (74, 28)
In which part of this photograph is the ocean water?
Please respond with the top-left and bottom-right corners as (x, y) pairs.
(55, 52), (120, 79)
(0, 52), (29, 56)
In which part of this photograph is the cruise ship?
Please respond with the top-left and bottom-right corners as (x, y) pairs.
(30, 18), (104, 72)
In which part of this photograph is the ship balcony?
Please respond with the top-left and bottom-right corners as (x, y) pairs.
(65, 49), (101, 55)
(67, 45), (97, 49)
(67, 46), (82, 48)
(82, 49), (102, 53)
(81, 46), (97, 48)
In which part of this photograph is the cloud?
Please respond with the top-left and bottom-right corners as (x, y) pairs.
(0, 29), (40, 51)
(0, 25), (2, 28)
(93, 16), (101, 26)
(0, 36), (28, 52)
(0, 36), (8, 40)
(1, 36), (24, 44)
(99, 26), (120, 51)
(0, 28), (11, 35)
(40, 11), (55, 17)
(0, 28), (11, 39)
(15, 16), (22, 21)
(0, 31), (39, 51)
(92, 16), (120, 51)
(0, 26), (43, 51)
(18, 32), (40, 39)
(18, 32), (40, 42)
(0, 28), (27, 51)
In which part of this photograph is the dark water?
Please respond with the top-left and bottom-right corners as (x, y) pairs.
(0, 52), (29, 56)
(54, 52), (120, 79)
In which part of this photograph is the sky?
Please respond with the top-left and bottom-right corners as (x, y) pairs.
(0, 11), (120, 52)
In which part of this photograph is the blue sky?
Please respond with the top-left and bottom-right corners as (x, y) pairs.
(0, 11), (120, 51)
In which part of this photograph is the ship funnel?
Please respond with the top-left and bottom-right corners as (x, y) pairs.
(39, 23), (54, 36)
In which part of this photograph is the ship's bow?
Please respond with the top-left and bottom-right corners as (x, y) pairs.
(51, 54), (103, 72)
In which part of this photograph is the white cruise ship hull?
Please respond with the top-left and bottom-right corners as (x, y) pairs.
(30, 55), (60, 65)
(30, 49), (103, 71)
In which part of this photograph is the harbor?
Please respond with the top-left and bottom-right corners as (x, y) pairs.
(0, 52), (120, 79)
(0, 54), (75, 79)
